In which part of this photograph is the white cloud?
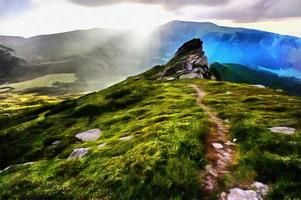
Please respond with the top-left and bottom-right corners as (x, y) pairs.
(0, 0), (300, 37)
(0, 1), (174, 37)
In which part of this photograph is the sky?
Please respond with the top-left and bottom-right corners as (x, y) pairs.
(0, 0), (301, 37)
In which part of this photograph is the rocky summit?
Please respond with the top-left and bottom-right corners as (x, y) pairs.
(160, 38), (215, 80)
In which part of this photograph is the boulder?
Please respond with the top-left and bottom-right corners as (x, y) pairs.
(75, 129), (102, 141)
(68, 148), (88, 159)
(269, 126), (296, 135)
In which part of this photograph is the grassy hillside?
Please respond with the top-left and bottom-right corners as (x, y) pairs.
(0, 72), (301, 199)
(191, 80), (301, 199)
(0, 77), (209, 199)
(210, 62), (301, 96)
(1, 44), (301, 199)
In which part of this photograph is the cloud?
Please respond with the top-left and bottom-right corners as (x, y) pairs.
(69, 0), (230, 9)
(200, 0), (301, 22)
(70, 0), (301, 21)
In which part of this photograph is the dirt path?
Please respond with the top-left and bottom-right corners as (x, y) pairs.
(189, 84), (235, 194)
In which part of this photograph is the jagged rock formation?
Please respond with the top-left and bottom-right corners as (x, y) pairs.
(160, 39), (215, 80)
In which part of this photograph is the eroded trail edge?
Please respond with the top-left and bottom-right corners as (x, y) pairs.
(190, 84), (235, 193)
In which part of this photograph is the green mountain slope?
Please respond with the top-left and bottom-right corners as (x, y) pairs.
(210, 62), (301, 96)
(1, 40), (301, 199)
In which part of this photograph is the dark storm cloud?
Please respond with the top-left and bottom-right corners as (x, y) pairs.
(0, 0), (32, 17)
(69, 0), (231, 9)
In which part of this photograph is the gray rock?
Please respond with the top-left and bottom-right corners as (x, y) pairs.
(0, 162), (35, 174)
(269, 127), (296, 135)
(192, 68), (199, 73)
(212, 143), (224, 149)
(163, 77), (176, 81)
(119, 135), (134, 141)
(179, 73), (203, 80)
(51, 140), (61, 145)
(68, 148), (88, 159)
(186, 61), (193, 71)
(176, 70), (186, 74)
(75, 129), (102, 141)
(228, 188), (259, 200)
(251, 182), (269, 197)
(160, 39), (215, 80)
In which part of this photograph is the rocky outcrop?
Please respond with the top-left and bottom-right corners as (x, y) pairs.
(160, 38), (215, 80)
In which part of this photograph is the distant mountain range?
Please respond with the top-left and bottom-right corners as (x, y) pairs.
(0, 20), (300, 93)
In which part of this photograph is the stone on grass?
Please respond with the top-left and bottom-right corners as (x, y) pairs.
(228, 188), (259, 200)
(0, 162), (35, 174)
(269, 127), (296, 135)
(97, 142), (107, 148)
(75, 129), (102, 141)
(211, 143), (223, 149)
(68, 148), (88, 159)
(119, 135), (134, 141)
(251, 182), (269, 197)
(51, 140), (61, 145)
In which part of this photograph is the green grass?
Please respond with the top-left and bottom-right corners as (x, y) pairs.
(0, 77), (209, 199)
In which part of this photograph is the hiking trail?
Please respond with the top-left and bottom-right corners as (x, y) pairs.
(190, 84), (235, 195)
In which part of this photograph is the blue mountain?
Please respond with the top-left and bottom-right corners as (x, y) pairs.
(154, 21), (301, 79)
